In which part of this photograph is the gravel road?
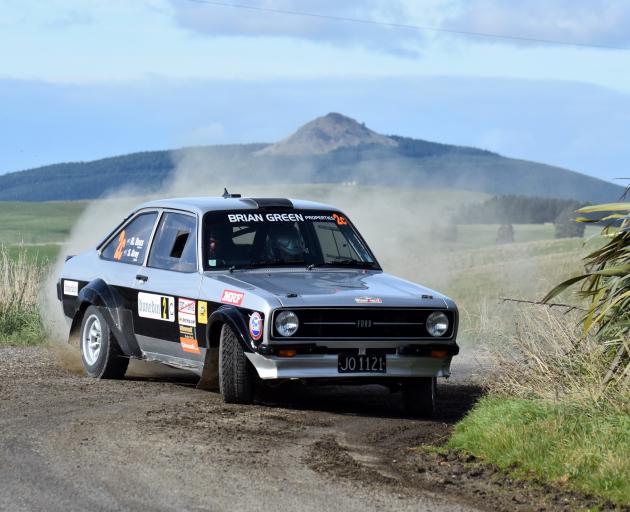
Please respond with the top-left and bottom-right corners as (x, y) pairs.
(0, 347), (608, 512)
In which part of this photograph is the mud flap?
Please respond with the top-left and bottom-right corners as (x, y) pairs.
(197, 347), (219, 390)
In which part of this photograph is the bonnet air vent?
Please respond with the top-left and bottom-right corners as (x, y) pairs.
(241, 198), (294, 210)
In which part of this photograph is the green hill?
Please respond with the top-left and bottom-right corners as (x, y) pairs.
(0, 113), (622, 202)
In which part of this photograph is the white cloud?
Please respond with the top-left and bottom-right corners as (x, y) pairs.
(166, 0), (630, 52)
(441, 0), (630, 48)
(167, 0), (427, 55)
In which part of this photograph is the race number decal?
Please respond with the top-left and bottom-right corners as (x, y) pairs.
(221, 289), (244, 306)
(113, 230), (126, 261)
(138, 292), (175, 322)
(332, 213), (348, 226)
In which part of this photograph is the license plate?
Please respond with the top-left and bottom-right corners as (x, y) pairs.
(337, 353), (386, 374)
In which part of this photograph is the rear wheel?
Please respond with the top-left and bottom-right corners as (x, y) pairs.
(219, 324), (255, 404)
(402, 377), (436, 417)
(80, 306), (129, 379)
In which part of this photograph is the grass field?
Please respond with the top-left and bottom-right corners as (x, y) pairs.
(449, 397), (630, 504)
(0, 201), (87, 244)
(0, 189), (626, 504)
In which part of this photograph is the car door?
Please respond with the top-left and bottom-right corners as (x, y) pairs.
(132, 210), (204, 366)
(98, 210), (160, 349)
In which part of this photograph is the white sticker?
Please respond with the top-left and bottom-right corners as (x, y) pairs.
(63, 280), (79, 297)
(178, 298), (196, 327)
(355, 296), (383, 304)
(138, 292), (175, 322)
(227, 213), (305, 223)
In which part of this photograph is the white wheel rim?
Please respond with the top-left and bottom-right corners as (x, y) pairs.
(82, 314), (102, 366)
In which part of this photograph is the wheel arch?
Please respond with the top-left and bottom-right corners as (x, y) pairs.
(197, 305), (255, 391)
(69, 278), (141, 357)
(206, 305), (254, 352)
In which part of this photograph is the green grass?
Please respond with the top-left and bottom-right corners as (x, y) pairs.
(0, 201), (87, 244)
(0, 309), (45, 346)
(0, 246), (47, 346)
(449, 396), (630, 505)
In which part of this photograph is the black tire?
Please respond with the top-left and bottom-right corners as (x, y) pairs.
(79, 306), (129, 379)
(402, 377), (436, 417)
(219, 324), (255, 404)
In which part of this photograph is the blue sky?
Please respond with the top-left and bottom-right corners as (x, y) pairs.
(1, 0), (629, 182)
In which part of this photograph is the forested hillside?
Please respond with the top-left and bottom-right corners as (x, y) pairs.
(0, 113), (622, 202)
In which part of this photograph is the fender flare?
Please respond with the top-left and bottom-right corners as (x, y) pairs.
(207, 305), (255, 353)
(197, 305), (255, 391)
(69, 278), (142, 357)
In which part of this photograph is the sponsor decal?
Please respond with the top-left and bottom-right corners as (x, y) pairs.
(332, 213), (348, 226)
(179, 336), (200, 354)
(354, 296), (383, 304)
(63, 280), (79, 297)
(304, 214), (335, 221)
(227, 213), (305, 223)
(178, 298), (196, 327)
(249, 312), (263, 341)
(138, 292), (175, 322)
(221, 289), (244, 306)
(197, 301), (208, 324)
(179, 322), (200, 354)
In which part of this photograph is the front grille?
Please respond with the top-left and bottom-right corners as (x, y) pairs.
(271, 308), (455, 340)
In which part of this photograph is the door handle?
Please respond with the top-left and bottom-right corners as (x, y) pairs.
(136, 274), (149, 282)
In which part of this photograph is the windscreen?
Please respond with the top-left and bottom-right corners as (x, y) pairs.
(202, 210), (378, 270)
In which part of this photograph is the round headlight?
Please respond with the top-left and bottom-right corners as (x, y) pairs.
(275, 310), (299, 337)
(426, 311), (449, 337)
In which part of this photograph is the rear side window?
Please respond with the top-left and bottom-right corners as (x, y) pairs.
(101, 212), (157, 265)
(148, 212), (198, 272)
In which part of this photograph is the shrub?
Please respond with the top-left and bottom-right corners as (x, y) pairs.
(544, 202), (630, 396)
(0, 246), (46, 345)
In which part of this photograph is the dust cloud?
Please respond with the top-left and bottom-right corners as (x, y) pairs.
(43, 143), (524, 373)
(42, 193), (149, 344)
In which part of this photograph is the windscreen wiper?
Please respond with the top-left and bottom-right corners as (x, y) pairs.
(246, 258), (307, 268)
(312, 259), (377, 268)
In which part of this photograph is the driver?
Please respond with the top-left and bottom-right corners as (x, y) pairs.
(265, 224), (305, 262)
(208, 224), (235, 265)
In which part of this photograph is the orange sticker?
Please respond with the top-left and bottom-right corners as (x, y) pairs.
(113, 230), (126, 261)
(332, 214), (347, 226)
(180, 337), (200, 354)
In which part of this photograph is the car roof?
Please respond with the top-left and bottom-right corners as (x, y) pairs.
(134, 196), (338, 215)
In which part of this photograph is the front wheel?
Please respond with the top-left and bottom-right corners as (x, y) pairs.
(402, 377), (436, 417)
(80, 306), (129, 379)
(219, 324), (255, 404)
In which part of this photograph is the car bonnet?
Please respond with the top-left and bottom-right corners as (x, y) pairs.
(205, 269), (449, 308)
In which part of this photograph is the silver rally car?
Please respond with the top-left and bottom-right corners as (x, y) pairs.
(58, 193), (458, 416)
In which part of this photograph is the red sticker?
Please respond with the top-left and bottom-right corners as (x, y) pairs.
(221, 289), (244, 306)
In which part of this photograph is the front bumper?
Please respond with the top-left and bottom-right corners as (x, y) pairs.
(245, 352), (453, 380)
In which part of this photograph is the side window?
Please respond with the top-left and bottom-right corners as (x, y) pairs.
(148, 212), (198, 272)
(101, 212), (157, 265)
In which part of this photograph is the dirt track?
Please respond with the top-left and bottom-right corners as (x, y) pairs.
(0, 347), (613, 512)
